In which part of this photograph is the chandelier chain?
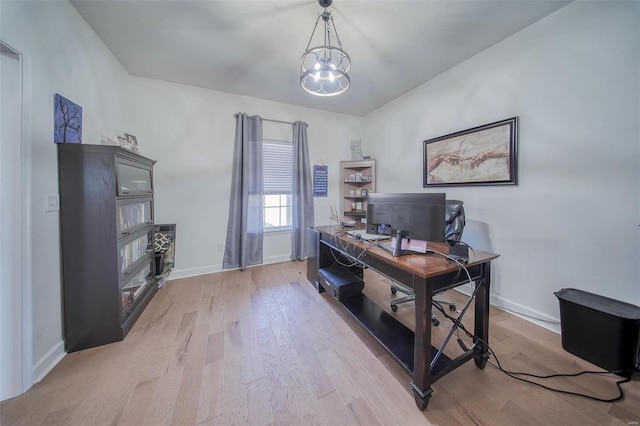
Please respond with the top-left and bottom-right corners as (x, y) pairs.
(304, 13), (322, 52)
(325, 16), (331, 47)
(329, 15), (343, 49)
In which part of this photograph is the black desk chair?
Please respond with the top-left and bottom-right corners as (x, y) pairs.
(390, 200), (466, 326)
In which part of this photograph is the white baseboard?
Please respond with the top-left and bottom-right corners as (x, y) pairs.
(168, 255), (293, 280)
(454, 284), (561, 334)
(169, 265), (222, 280)
(33, 340), (65, 385)
(263, 254), (292, 264)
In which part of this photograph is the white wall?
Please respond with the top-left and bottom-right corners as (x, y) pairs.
(128, 77), (363, 278)
(0, 0), (133, 391)
(362, 1), (640, 330)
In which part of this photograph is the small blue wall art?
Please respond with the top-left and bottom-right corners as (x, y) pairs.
(54, 93), (82, 143)
(313, 165), (328, 197)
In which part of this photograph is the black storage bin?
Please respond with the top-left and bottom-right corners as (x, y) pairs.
(555, 288), (640, 375)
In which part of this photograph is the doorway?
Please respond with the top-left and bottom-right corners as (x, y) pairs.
(0, 39), (32, 401)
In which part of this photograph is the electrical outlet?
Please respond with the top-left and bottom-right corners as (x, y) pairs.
(46, 194), (60, 212)
(217, 243), (224, 252)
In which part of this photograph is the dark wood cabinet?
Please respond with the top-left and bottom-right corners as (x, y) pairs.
(58, 144), (157, 352)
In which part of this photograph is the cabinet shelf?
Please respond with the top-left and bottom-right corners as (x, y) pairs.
(343, 181), (371, 185)
(58, 144), (158, 352)
(341, 160), (376, 224)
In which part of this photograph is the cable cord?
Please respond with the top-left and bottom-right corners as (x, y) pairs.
(431, 243), (635, 401)
(484, 340), (633, 403)
(327, 228), (378, 269)
(429, 248), (473, 285)
(434, 303), (636, 403)
(433, 244), (562, 325)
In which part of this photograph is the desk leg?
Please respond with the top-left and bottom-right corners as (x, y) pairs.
(410, 278), (433, 410)
(473, 262), (491, 369)
(411, 383), (433, 410)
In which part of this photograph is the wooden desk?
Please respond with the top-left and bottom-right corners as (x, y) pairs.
(307, 225), (500, 410)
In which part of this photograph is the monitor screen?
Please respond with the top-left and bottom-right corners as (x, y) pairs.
(366, 192), (446, 255)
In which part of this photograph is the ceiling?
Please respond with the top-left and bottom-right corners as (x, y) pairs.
(71, 0), (571, 117)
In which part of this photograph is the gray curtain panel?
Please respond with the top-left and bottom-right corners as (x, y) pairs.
(290, 121), (314, 261)
(223, 113), (264, 270)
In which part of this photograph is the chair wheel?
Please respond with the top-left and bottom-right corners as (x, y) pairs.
(391, 288), (397, 295)
(391, 304), (398, 312)
(449, 303), (456, 311)
(432, 318), (440, 326)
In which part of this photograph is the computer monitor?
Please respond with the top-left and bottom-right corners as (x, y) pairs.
(366, 192), (446, 256)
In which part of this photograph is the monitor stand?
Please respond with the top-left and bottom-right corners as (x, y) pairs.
(377, 230), (409, 257)
(377, 230), (433, 257)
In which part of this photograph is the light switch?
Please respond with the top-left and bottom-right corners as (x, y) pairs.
(46, 194), (60, 212)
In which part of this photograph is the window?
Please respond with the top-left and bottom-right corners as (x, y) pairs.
(263, 138), (293, 231)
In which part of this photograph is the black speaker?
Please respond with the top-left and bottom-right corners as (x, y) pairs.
(318, 265), (364, 302)
(448, 242), (469, 260)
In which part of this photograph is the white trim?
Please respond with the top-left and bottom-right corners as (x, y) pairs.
(32, 341), (65, 384)
(264, 227), (292, 235)
(168, 254), (293, 280)
(0, 34), (33, 398)
(19, 38), (34, 396)
(263, 254), (292, 264)
(169, 265), (222, 280)
(454, 284), (561, 334)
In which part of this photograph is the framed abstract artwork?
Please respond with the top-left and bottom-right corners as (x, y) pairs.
(423, 117), (518, 186)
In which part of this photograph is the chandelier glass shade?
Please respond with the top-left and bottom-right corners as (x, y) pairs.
(300, 5), (351, 97)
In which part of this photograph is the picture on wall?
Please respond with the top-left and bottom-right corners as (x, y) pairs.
(313, 165), (328, 197)
(423, 117), (518, 186)
(54, 93), (82, 144)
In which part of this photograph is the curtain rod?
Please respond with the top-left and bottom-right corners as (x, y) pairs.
(233, 113), (293, 126)
(263, 118), (293, 125)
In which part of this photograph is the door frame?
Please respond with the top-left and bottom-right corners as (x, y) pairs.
(0, 36), (33, 399)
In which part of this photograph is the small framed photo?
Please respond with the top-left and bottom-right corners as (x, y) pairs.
(124, 133), (140, 154)
(116, 131), (140, 154)
(349, 189), (355, 197)
(356, 201), (363, 211)
(355, 172), (363, 182)
(361, 189), (367, 197)
(349, 173), (356, 182)
(355, 188), (362, 197)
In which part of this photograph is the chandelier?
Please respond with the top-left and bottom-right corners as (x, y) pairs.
(300, 0), (351, 97)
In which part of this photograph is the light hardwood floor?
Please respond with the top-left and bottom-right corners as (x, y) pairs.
(2, 260), (639, 425)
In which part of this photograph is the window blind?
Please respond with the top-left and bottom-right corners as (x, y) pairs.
(263, 139), (292, 195)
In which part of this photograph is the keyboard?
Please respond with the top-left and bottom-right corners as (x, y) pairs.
(346, 230), (391, 241)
